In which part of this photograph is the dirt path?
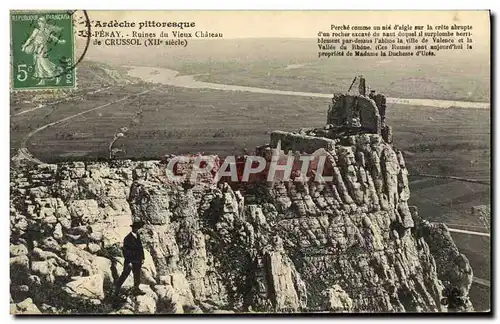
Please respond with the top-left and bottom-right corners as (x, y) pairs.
(447, 228), (490, 237)
(19, 89), (151, 163)
(126, 66), (490, 109)
(473, 277), (491, 287)
(12, 86), (113, 117)
(414, 173), (490, 186)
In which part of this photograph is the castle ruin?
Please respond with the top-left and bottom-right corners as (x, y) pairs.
(270, 76), (393, 153)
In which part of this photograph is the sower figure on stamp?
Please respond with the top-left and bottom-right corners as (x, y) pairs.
(114, 221), (146, 296)
(21, 16), (66, 86)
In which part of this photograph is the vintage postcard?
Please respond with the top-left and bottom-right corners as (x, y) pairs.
(9, 10), (491, 315)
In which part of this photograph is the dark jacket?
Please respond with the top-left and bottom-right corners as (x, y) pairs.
(122, 232), (144, 263)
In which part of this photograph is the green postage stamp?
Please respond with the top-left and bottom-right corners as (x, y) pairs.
(10, 11), (75, 91)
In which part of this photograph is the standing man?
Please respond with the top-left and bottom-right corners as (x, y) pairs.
(114, 221), (146, 296)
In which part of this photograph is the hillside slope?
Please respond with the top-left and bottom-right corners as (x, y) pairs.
(10, 133), (474, 314)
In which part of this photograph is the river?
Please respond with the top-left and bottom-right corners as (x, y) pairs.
(126, 66), (490, 109)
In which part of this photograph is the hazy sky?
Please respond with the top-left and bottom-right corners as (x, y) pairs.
(86, 10), (490, 49)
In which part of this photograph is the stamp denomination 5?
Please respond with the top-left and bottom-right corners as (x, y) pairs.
(11, 10), (75, 91)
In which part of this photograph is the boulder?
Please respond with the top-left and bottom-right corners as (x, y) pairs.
(90, 213), (132, 248)
(10, 255), (29, 273)
(133, 284), (158, 314)
(68, 200), (100, 225)
(63, 274), (105, 300)
(53, 223), (63, 240)
(134, 295), (157, 314)
(31, 259), (65, 283)
(128, 181), (172, 225)
(265, 251), (307, 311)
(154, 284), (184, 313)
(63, 242), (113, 278)
(32, 247), (67, 265)
(10, 243), (28, 257)
(141, 250), (157, 285)
(11, 298), (41, 314)
(63, 242), (96, 275)
(323, 285), (353, 312)
(140, 225), (180, 276)
(41, 236), (61, 252)
(159, 272), (195, 307)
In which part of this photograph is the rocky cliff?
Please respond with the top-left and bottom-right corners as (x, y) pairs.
(10, 133), (474, 314)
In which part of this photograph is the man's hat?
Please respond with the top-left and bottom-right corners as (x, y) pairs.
(130, 221), (145, 228)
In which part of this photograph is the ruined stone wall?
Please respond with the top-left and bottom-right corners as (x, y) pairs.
(10, 134), (473, 314)
(327, 94), (381, 134)
(270, 131), (337, 154)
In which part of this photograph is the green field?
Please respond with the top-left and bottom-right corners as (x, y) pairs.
(14, 79), (490, 182)
(452, 231), (491, 311)
(451, 232), (490, 281)
(468, 283), (491, 312)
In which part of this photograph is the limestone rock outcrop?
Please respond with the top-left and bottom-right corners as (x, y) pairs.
(10, 135), (473, 314)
